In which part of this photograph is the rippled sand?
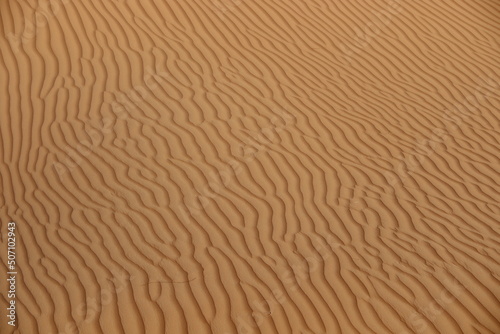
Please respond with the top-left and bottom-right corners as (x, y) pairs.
(1, 0), (499, 333)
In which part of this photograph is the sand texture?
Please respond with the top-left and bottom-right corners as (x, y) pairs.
(1, 0), (499, 333)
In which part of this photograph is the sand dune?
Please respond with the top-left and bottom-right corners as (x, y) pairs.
(1, 0), (499, 333)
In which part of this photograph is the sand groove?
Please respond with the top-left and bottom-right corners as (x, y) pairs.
(1, 0), (499, 333)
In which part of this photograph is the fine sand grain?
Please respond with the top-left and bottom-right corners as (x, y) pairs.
(1, 0), (499, 333)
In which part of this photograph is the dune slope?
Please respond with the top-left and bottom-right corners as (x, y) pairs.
(1, 0), (499, 333)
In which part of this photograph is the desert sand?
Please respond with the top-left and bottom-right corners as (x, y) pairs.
(1, 0), (499, 333)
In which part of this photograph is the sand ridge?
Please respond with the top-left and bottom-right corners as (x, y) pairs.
(0, 0), (499, 333)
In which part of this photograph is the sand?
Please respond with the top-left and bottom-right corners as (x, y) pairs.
(0, 0), (499, 333)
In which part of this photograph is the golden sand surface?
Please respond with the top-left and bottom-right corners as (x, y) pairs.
(1, 0), (499, 333)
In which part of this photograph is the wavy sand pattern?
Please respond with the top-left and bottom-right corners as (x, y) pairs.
(1, 0), (499, 333)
